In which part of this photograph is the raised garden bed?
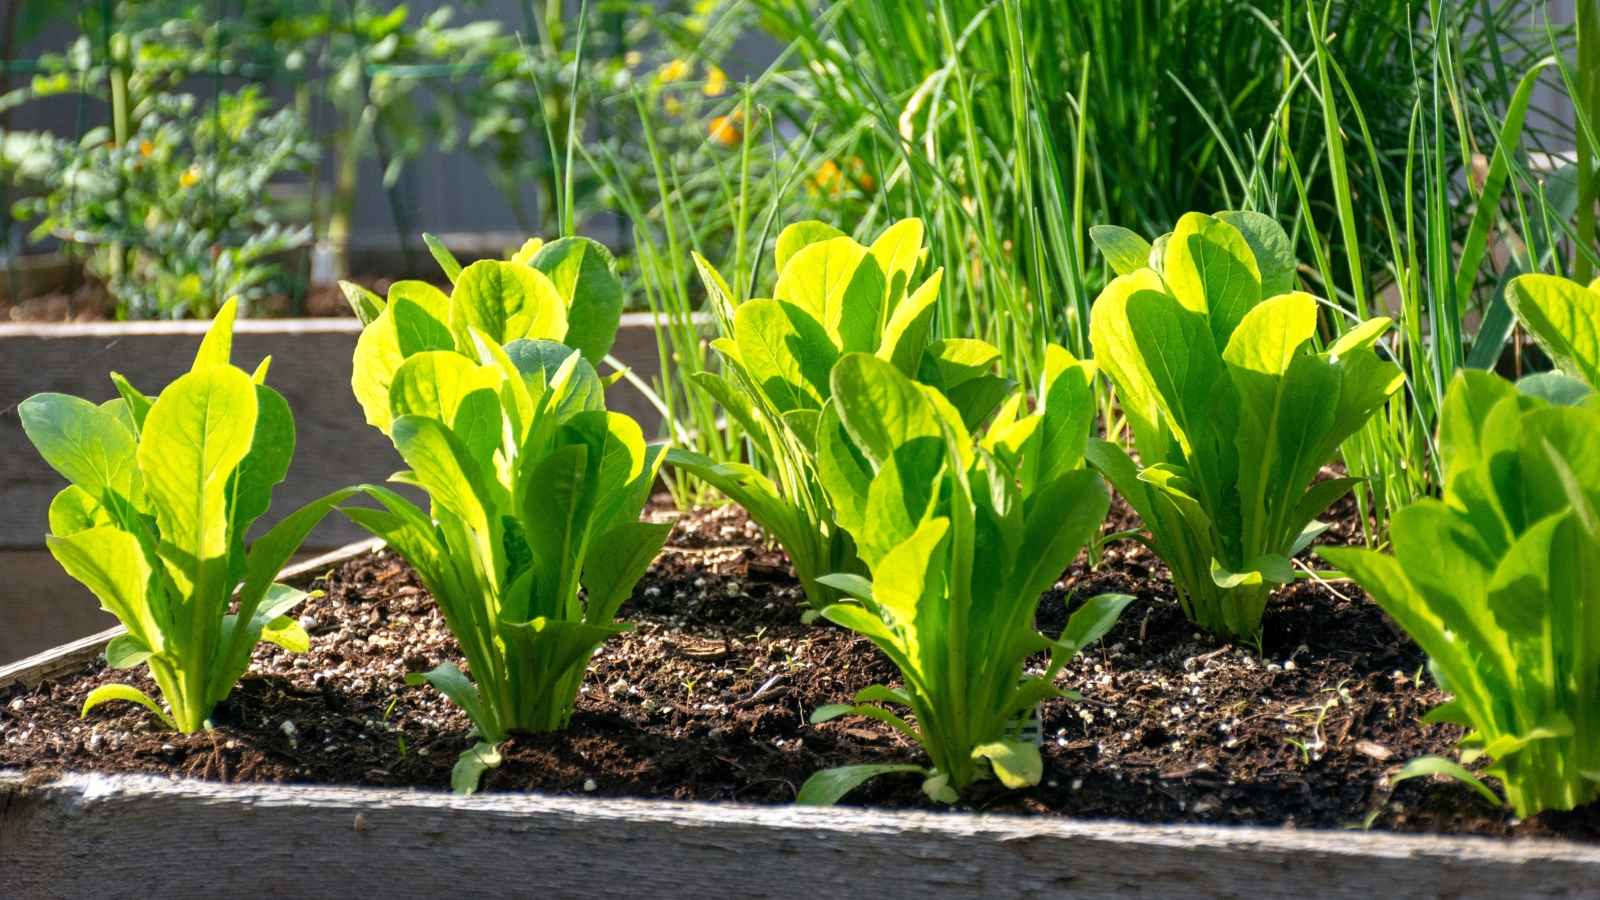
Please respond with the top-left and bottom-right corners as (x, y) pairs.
(2, 503), (1598, 897)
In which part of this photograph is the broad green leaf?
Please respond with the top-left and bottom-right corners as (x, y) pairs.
(1164, 212), (1262, 348)
(261, 615), (310, 653)
(1507, 275), (1600, 389)
(810, 703), (855, 723)
(351, 305), (406, 431)
(1326, 316), (1392, 357)
(734, 299), (836, 413)
(228, 385), (295, 540)
(1516, 372), (1593, 407)
(919, 339), (1001, 391)
(530, 236), (624, 365)
(339, 280), (386, 325)
(390, 415), (493, 536)
(774, 236), (886, 353)
(1054, 593), (1136, 656)
(48, 485), (113, 536)
(451, 260), (568, 350)
(971, 741), (1043, 789)
(109, 372), (152, 433)
(390, 351), (499, 428)
(795, 764), (925, 806)
(104, 634), (153, 669)
(877, 268), (943, 377)
(872, 517), (948, 631)
(1222, 293), (1316, 376)
(832, 353), (942, 469)
(408, 662), (497, 741)
(81, 684), (177, 730)
(816, 572), (874, 603)
(139, 366), (258, 601)
(581, 521), (673, 624)
(1088, 268), (1172, 456)
(452, 741), (503, 795)
(423, 232), (463, 283)
(20, 393), (140, 505)
(869, 218), (924, 309)
(392, 297), (456, 357)
(1089, 225), (1155, 277)
(774, 220), (847, 275)
(191, 297), (238, 371)
(1214, 210), (1295, 298)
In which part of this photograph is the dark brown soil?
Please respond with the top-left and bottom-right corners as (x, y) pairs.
(2, 498), (1596, 843)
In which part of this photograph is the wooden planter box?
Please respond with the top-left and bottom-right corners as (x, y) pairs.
(0, 315), (678, 663)
(1, 542), (1597, 899)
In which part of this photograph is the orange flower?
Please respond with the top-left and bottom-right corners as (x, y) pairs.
(709, 111), (743, 148)
(139, 141), (155, 156)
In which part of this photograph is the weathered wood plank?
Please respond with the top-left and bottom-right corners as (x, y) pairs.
(0, 771), (1596, 900)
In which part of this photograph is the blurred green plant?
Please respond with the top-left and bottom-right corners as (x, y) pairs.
(10, 88), (314, 318)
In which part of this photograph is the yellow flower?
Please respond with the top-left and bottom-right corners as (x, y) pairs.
(703, 64), (727, 97)
(138, 141), (155, 156)
(664, 94), (683, 116)
(179, 166), (201, 188)
(624, 51), (642, 67)
(657, 58), (690, 84)
(809, 159), (842, 196)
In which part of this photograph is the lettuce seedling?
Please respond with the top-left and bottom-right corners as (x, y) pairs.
(797, 351), (1131, 805)
(668, 219), (1009, 609)
(341, 238), (670, 793)
(19, 299), (349, 732)
(1320, 371), (1600, 816)
(1086, 212), (1403, 639)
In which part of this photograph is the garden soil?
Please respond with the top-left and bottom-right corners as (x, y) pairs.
(4, 498), (1597, 842)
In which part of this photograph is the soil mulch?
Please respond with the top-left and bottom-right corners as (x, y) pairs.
(3, 496), (1597, 843)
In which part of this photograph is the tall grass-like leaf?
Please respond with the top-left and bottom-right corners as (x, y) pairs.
(19, 298), (345, 732)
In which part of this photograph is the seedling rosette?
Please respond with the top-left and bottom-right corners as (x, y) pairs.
(1321, 371), (1600, 816)
(797, 351), (1131, 805)
(667, 218), (1010, 610)
(1087, 211), (1404, 639)
(20, 299), (350, 732)
(342, 237), (670, 792)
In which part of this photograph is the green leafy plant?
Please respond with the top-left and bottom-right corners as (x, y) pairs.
(797, 351), (1130, 805)
(18, 298), (348, 732)
(341, 237), (669, 793)
(1086, 211), (1404, 639)
(668, 218), (1009, 608)
(12, 88), (314, 319)
(1320, 370), (1600, 816)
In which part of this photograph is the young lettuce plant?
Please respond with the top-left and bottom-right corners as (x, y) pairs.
(1086, 212), (1404, 639)
(1319, 371), (1600, 816)
(341, 237), (670, 793)
(797, 350), (1131, 805)
(19, 299), (349, 732)
(669, 219), (1009, 609)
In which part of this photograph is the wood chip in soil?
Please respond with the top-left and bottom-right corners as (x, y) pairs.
(2, 497), (1595, 843)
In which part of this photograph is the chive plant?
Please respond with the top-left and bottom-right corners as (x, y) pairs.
(20, 299), (349, 732)
(341, 238), (669, 793)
